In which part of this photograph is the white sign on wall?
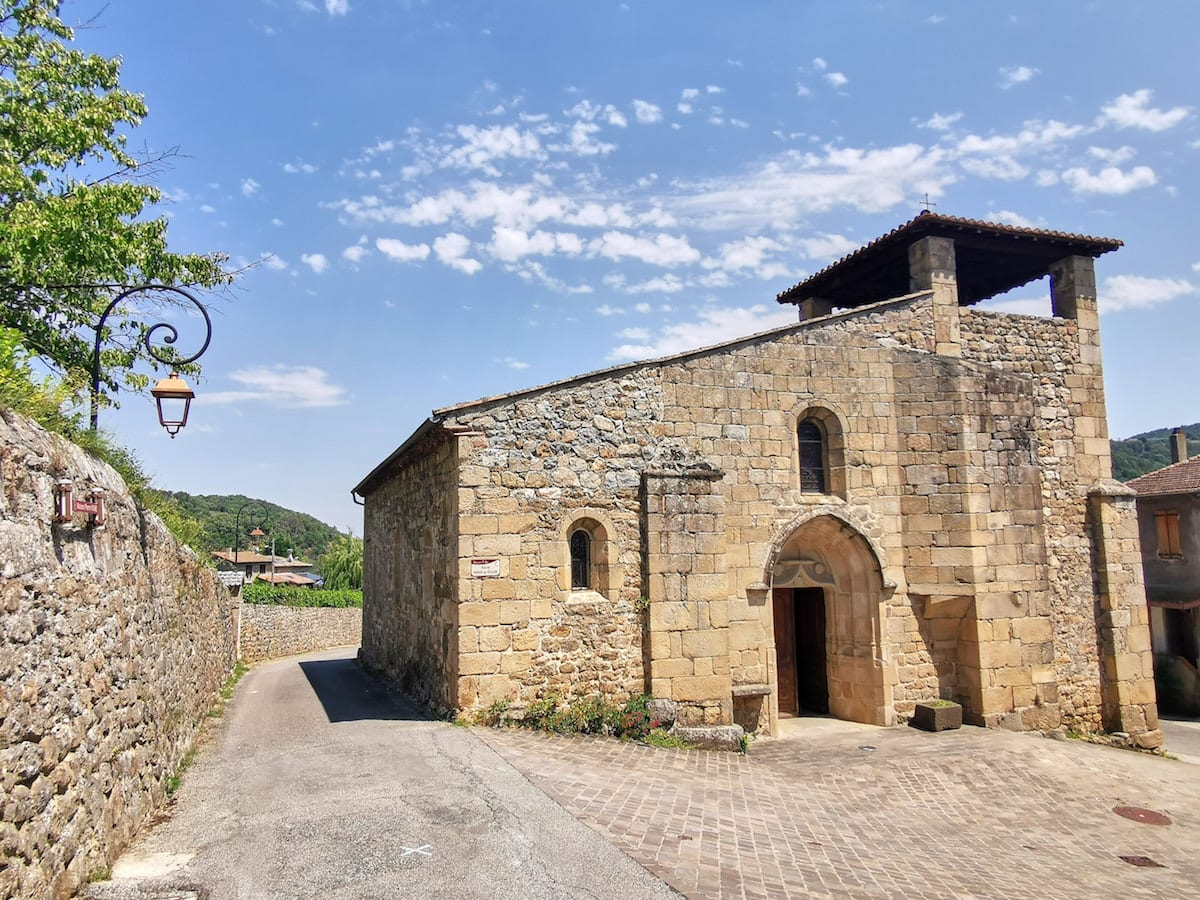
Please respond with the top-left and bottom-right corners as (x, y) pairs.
(470, 558), (501, 577)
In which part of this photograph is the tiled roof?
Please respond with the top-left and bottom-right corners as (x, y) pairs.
(1127, 456), (1200, 496)
(776, 210), (1122, 307)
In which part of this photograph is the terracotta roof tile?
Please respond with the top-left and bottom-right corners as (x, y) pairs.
(1127, 456), (1200, 496)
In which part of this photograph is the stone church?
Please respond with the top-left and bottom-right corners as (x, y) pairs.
(353, 212), (1160, 746)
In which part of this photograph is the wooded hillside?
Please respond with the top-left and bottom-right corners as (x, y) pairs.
(1111, 423), (1200, 482)
(151, 491), (342, 564)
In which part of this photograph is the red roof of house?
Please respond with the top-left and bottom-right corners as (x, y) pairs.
(1127, 456), (1200, 496)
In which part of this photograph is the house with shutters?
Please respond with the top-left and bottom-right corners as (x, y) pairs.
(1129, 428), (1200, 714)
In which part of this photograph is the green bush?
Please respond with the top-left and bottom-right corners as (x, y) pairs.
(240, 582), (363, 608)
(503, 692), (663, 741)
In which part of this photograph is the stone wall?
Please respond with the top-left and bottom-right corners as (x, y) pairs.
(0, 411), (237, 900)
(238, 605), (362, 664)
(360, 430), (460, 713)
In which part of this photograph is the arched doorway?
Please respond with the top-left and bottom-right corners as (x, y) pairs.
(768, 514), (890, 725)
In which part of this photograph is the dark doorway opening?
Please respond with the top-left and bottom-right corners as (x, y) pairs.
(773, 587), (829, 716)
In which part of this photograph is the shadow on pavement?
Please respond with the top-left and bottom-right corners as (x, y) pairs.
(298, 656), (431, 724)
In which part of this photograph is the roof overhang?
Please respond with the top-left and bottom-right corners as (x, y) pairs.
(777, 211), (1123, 309)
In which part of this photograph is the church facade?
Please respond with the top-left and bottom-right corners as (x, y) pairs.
(353, 213), (1160, 745)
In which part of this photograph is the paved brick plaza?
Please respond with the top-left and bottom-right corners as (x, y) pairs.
(479, 719), (1199, 899)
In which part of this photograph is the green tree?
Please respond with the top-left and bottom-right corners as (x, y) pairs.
(320, 534), (364, 591)
(0, 0), (231, 403)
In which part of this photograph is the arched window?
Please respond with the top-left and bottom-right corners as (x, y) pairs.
(570, 529), (591, 589)
(798, 419), (827, 494)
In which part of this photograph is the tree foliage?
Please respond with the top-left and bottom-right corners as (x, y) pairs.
(0, 0), (231, 401)
(320, 534), (364, 591)
(150, 491), (343, 564)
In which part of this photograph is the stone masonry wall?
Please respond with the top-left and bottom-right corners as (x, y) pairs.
(360, 432), (459, 713)
(0, 411), (237, 900)
(959, 308), (1108, 731)
(238, 605), (362, 664)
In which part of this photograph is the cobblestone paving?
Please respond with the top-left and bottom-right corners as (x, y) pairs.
(478, 719), (1200, 899)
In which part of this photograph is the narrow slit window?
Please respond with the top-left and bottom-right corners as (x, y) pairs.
(798, 420), (827, 494)
(1156, 510), (1182, 558)
(570, 529), (591, 589)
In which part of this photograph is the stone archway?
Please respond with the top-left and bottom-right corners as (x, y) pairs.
(766, 513), (892, 726)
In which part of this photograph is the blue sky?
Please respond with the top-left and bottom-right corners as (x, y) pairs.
(71, 1), (1199, 535)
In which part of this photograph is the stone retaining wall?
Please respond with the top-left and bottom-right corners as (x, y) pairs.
(238, 605), (362, 664)
(0, 411), (237, 900)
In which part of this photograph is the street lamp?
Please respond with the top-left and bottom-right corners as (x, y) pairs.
(90, 284), (213, 437)
(233, 501), (269, 565)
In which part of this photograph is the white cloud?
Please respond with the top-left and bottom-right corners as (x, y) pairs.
(433, 232), (482, 274)
(1100, 274), (1196, 313)
(300, 253), (327, 274)
(588, 231), (701, 267)
(325, 0), (350, 16)
(795, 83), (812, 98)
(205, 365), (348, 408)
(441, 124), (545, 174)
(609, 305), (796, 361)
(271, 217), (285, 226)
(986, 297), (1050, 317)
(812, 57), (827, 71)
(671, 143), (955, 231)
(999, 65), (1038, 89)
(1061, 164), (1157, 195)
(262, 253), (288, 271)
(283, 161), (318, 174)
(677, 102), (694, 115)
(825, 72), (848, 89)
(706, 85), (724, 95)
(375, 238), (430, 262)
(487, 226), (582, 262)
(633, 100), (662, 124)
(680, 88), (700, 100)
(342, 244), (369, 263)
(987, 209), (1037, 228)
(618, 327), (650, 340)
(495, 356), (530, 370)
(1087, 145), (1137, 165)
(240, 178), (260, 198)
(1193, 261), (1200, 272)
(596, 304), (625, 316)
(605, 273), (687, 294)
(921, 112), (963, 131)
(1100, 89), (1191, 131)
(634, 302), (652, 314)
(199, 204), (216, 214)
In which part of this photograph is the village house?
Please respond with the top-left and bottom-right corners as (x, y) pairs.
(353, 212), (1160, 746)
(1129, 428), (1200, 714)
(211, 549), (317, 586)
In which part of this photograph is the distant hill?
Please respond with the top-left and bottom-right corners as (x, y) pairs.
(151, 491), (342, 565)
(1111, 422), (1200, 482)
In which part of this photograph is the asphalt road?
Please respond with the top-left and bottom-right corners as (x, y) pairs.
(86, 647), (678, 900)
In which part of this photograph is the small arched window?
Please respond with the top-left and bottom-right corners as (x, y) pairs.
(798, 419), (827, 494)
(570, 529), (591, 589)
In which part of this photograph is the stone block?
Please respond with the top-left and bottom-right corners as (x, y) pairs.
(671, 674), (731, 702)
(477, 626), (512, 652)
(649, 601), (697, 632)
(500, 651), (533, 674)
(499, 600), (530, 624)
(459, 601), (500, 627)
(682, 629), (729, 660)
(459, 651), (502, 676)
